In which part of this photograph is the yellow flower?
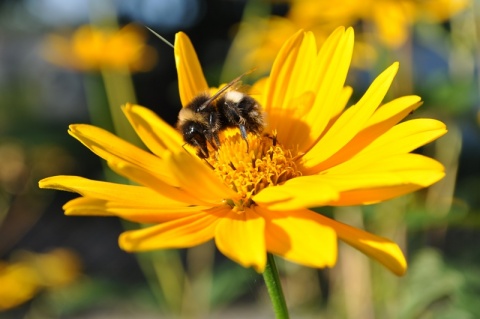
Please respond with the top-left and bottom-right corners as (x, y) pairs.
(288, 0), (470, 48)
(0, 261), (39, 310)
(42, 24), (157, 71)
(232, 0), (470, 72)
(39, 27), (446, 275)
(0, 249), (80, 310)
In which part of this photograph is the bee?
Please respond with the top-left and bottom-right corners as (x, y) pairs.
(177, 72), (264, 158)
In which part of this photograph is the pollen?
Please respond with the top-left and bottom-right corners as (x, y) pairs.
(207, 131), (302, 210)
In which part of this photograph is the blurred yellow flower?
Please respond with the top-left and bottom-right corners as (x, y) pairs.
(233, 0), (470, 72)
(39, 27), (446, 275)
(0, 249), (81, 310)
(42, 24), (157, 72)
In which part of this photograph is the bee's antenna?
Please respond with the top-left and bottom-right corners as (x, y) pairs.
(198, 69), (256, 111)
(145, 26), (174, 49)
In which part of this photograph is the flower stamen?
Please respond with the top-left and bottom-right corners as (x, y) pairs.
(208, 131), (302, 210)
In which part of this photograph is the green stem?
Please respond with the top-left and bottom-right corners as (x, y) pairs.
(263, 253), (290, 319)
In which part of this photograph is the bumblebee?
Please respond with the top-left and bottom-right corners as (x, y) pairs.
(177, 73), (264, 158)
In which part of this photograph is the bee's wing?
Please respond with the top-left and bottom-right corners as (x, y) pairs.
(198, 69), (255, 111)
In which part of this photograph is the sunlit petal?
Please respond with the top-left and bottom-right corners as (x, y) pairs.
(321, 119), (447, 175)
(312, 212), (407, 275)
(119, 207), (228, 252)
(303, 62), (399, 169)
(107, 160), (217, 206)
(328, 184), (426, 206)
(68, 124), (179, 186)
(215, 208), (266, 272)
(63, 197), (209, 223)
(302, 27), (354, 150)
(253, 178), (340, 211)
(256, 207), (337, 268)
(166, 151), (240, 203)
(122, 104), (184, 156)
(304, 95), (422, 173)
(174, 32), (209, 106)
(39, 175), (183, 206)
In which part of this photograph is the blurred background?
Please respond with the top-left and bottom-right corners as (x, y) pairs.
(0, 0), (479, 318)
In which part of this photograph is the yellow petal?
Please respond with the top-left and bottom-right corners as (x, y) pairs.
(119, 207), (227, 251)
(122, 104), (184, 156)
(253, 178), (340, 211)
(68, 124), (179, 186)
(366, 95), (422, 127)
(215, 208), (266, 272)
(278, 31), (317, 118)
(323, 119), (447, 175)
(304, 95), (422, 173)
(107, 160), (217, 206)
(63, 197), (209, 223)
(356, 154), (445, 185)
(312, 212), (407, 275)
(255, 153), (444, 210)
(263, 27), (355, 152)
(174, 32), (209, 106)
(321, 154), (445, 187)
(63, 197), (115, 216)
(255, 206), (337, 268)
(356, 118), (447, 157)
(166, 151), (239, 204)
(262, 29), (304, 116)
(39, 175), (184, 206)
(302, 27), (354, 150)
(328, 184), (426, 206)
(303, 62), (400, 169)
(334, 85), (354, 119)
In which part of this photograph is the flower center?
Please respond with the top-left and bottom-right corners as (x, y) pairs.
(206, 131), (302, 210)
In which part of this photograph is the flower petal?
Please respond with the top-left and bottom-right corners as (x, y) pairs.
(41, 174), (214, 211)
(253, 178), (340, 211)
(366, 95), (422, 127)
(322, 119), (447, 175)
(304, 95), (422, 173)
(262, 29), (304, 117)
(322, 154), (445, 187)
(215, 208), (266, 272)
(174, 32), (209, 106)
(263, 27), (355, 152)
(328, 184), (426, 206)
(255, 206), (337, 268)
(254, 153), (444, 210)
(312, 212), (407, 275)
(303, 62), (400, 169)
(68, 124), (179, 186)
(301, 27), (354, 150)
(321, 155), (444, 206)
(119, 207), (227, 251)
(166, 151), (240, 204)
(39, 175), (184, 206)
(63, 197), (209, 223)
(354, 118), (447, 158)
(107, 160), (217, 206)
(122, 104), (184, 156)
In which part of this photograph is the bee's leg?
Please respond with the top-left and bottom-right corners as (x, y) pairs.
(197, 143), (209, 158)
(239, 124), (249, 152)
(213, 132), (221, 149)
(190, 138), (209, 158)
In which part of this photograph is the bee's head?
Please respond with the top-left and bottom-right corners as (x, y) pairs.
(178, 119), (210, 158)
